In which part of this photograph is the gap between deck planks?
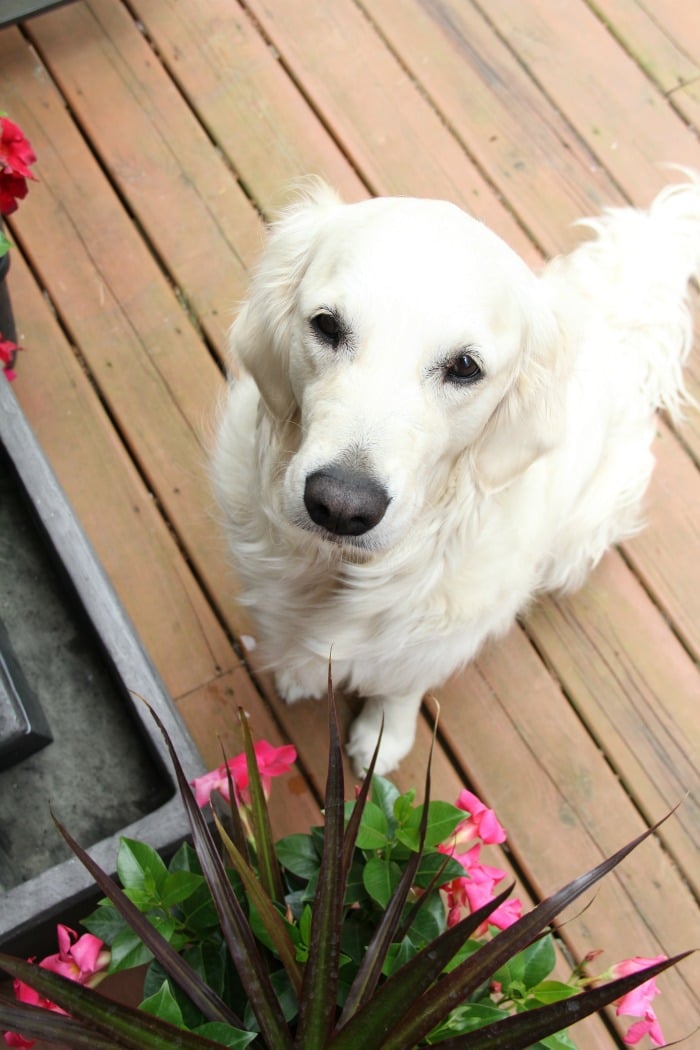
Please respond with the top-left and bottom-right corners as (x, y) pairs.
(1, 0), (698, 1043)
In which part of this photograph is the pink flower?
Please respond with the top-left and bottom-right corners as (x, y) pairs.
(440, 842), (522, 934)
(454, 789), (507, 847)
(611, 956), (667, 1047)
(191, 740), (297, 807)
(4, 926), (109, 1048)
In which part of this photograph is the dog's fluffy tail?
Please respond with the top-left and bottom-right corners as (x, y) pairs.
(544, 170), (700, 420)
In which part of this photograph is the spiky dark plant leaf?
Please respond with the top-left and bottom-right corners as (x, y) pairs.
(147, 702), (294, 1050)
(0, 996), (122, 1050)
(238, 707), (285, 903)
(213, 809), (303, 996)
(292, 670), (346, 1049)
(0, 955), (229, 1050)
(338, 722), (437, 1024)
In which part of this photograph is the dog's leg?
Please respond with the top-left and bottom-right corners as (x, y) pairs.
(346, 692), (424, 777)
(275, 663), (329, 705)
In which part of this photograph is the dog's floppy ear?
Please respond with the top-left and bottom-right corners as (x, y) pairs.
(470, 294), (566, 491)
(231, 179), (342, 420)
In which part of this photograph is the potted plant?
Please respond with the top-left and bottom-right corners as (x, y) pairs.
(0, 680), (689, 1049)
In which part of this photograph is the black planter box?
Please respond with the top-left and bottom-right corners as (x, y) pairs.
(0, 366), (204, 956)
(0, 1), (75, 27)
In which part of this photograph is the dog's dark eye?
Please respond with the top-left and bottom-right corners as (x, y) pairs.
(445, 352), (483, 385)
(311, 311), (342, 349)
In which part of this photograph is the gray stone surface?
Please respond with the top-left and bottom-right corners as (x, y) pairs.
(0, 446), (169, 892)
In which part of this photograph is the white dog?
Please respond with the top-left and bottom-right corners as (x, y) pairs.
(213, 176), (699, 775)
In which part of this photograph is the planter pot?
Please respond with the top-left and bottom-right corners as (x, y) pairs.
(0, 373), (204, 956)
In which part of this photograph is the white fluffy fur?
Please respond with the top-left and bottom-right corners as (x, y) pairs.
(213, 175), (699, 774)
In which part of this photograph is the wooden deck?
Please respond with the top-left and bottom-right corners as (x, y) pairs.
(1, 1), (698, 1045)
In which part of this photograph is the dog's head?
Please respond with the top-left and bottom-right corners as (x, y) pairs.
(231, 181), (564, 553)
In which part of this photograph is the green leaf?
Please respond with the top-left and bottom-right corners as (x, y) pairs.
(396, 802), (464, 851)
(371, 775), (401, 824)
(140, 980), (186, 1028)
(362, 855), (401, 908)
(118, 838), (168, 895)
(0, 231), (13, 256)
(161, 870), (206, 907)
(275, 832), (321, 878)
(393, 789), (416, 828)
(354, 800), (390, 850)
(109, 926), (156, 972)
(194, 1022), (257, 1048)
(82, 903), (132, 945)
(528, 980), (578, 1006)
(413, 851), (465, 888)
(521, 936), (556, 989)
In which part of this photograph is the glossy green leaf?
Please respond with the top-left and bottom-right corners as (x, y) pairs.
(395, 802), (464, 851)
(275, 832), (320, 879)
(194, 1021), (257, 1048)
(140, 980), (186, 1028)
(117, 838), (168, 895)
(354, 801), (390, 850)
(362, 855), (401, 908)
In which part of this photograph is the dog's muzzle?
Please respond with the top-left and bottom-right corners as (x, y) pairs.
(304, 466), (390, 537)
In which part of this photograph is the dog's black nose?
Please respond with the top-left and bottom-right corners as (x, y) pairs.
(304, 467), (390, 537)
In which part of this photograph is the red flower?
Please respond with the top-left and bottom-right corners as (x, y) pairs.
(1, 335), (20, 381)
(0, 117), (36, 216)
(0, 118), (37, 180)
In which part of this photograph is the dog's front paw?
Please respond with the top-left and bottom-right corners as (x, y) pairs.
(345, 698), (416, 777)
(274, 666), (327, 706)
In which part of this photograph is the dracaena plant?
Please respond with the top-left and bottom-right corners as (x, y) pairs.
(0, 675), (689, 1049)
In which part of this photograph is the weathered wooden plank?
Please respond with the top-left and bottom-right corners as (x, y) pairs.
(483, 0), (700, 203)
(437, 627), (699, 1043)
(363, 0), (625, 256)
(0, 26), (248, 635)
(527, 548), (699, 894)
(585, 0), (700, 130)
(129, 0), (368, 212)
(587, 0), (700, 91)
(26, 0), (262, 359)
(7, 248), (232, 699)
(242, 0), (538, 262)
